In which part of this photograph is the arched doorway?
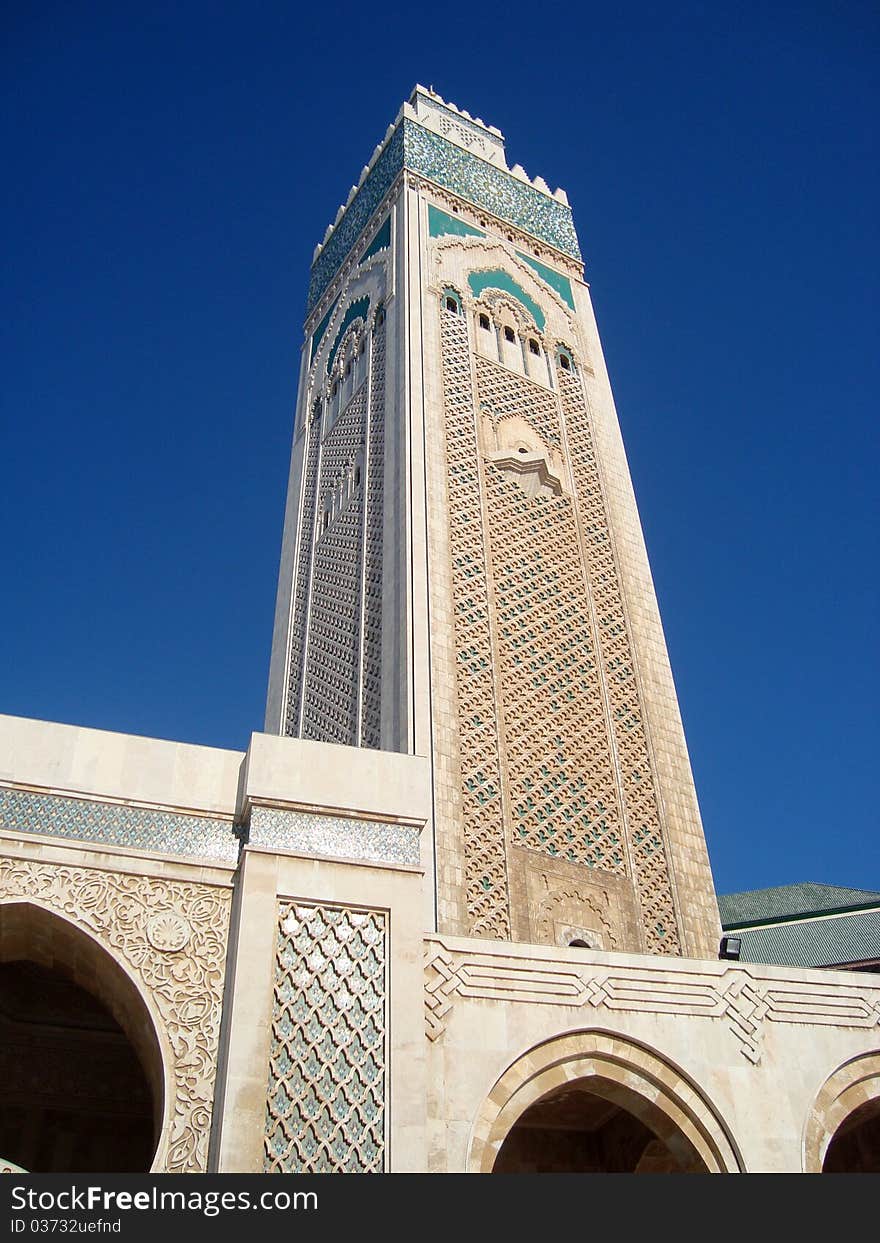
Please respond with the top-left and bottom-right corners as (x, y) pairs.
(469, 1029), (742, 1173)
(822, 1097), (880, 1172)
(493, 1079), (698, 1172)
(805, 1053), (880, 1173)
(0, 902), (165, 1173)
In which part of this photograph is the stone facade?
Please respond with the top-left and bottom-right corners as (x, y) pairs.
(2, 89), (877, 1174)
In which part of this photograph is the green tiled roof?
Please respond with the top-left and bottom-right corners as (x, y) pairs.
(733, 910), (880, 970)
(718, 883), (880, 929)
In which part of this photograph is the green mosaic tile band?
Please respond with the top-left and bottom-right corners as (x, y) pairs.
(307, 120), (581, 315)
(249, 806), (420, 866)
(0, 787), (240, 864)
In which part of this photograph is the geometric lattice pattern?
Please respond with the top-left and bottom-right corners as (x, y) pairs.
(264, 902), (386, 1173)
(477, 358), (627, 871)
(475, 357), (561, 451)
(302, 383), (368, 744)
(559, 368), (681, 952)
(439, 296), (682, 954)
(360, 318), (386, 749)
(285, 307), (386, 747)
(0, 786), (239, 864)
(440, 310), (511, 939)
(285, 399), (323, 735)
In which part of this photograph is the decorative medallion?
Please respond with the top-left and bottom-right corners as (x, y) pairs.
(146, 910), (191, 953)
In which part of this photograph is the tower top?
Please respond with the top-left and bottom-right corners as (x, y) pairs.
(307, 87), (577, 318)
(406, 84), (507, 164)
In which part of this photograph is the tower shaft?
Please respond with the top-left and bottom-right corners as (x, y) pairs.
(267, 86), (720, 957)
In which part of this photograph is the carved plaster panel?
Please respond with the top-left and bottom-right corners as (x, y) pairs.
(0, 856), (231, 1172)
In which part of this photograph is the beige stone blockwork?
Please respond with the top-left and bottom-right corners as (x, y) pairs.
(0, 714), (243, 818)
(424, 933), (880, 1172)
(240, 731), (431, 825)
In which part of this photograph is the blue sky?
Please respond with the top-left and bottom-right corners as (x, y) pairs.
(3, 3), (878, 897)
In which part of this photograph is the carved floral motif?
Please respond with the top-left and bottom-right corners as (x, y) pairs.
(0, 856), (231, 1173)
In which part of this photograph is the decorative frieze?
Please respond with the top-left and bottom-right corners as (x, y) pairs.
(0, 786), (239, 865)
(424, 938), (880, 1065)
(248, 806), (420, 867)
(307, 120), (581, 313)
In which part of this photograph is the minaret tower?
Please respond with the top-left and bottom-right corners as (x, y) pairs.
(266, 86), (720, 959)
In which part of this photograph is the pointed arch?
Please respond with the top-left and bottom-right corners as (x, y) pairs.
(0, 899), (169, 1172)
(467, 1028), (742, 1173)
(804, 1052), (880, 1172)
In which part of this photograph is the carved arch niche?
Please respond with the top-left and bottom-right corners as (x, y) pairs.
(0, 900), (163, 1172)
(805, 1052), (880, 1173)
(0, 859), (232, 1173)
(468, 1029), (742, 1173)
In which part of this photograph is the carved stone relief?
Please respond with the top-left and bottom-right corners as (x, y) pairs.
(0, 856), (231, 1173)
(423, 937), (880, 1066)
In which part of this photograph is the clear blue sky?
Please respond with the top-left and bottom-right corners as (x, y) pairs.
(3, 3), (878, 897)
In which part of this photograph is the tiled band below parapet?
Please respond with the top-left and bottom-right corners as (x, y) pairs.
(248, 805), (420, 867)
(0, 786), (240, 865)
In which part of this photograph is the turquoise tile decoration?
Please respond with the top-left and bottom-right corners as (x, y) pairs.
(307, 125), (404, 314)
(516, 251), (575, 309)
(467, 269), (546, 330)
(0, 787), (240, 864)
(306, 120), (580, 316)
(405, 123), (581, 261)
(325, 296), (371, 373)
(359, 216), (391, 264)
(309, 296), (340, 364)
(264, 901), (386, 1172)
(428, 204), (485, 240)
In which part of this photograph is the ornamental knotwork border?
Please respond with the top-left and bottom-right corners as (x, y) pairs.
(0, 854), (232, 1172)
(424, 940), (880, 1065)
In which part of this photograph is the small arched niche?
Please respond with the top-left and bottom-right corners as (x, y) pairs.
(0, 901), (165, 1173)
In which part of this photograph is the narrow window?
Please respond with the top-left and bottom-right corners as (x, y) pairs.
(529, 339), (540, 355)
(331, 380), (338, 396)
(345, 361), (351, 377)
(504, 326), (516, 343)
(479, 313), (490, 330)
(560, 354), (571, 371)
(354, 466), (361, 487)
(446, 296), (460, 314)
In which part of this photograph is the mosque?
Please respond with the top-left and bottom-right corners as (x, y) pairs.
(1, 87), (878, 1174)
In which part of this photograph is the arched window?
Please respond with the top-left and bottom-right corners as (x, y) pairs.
(479, 313), (491, 330)
(443, 288), (462, 315)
